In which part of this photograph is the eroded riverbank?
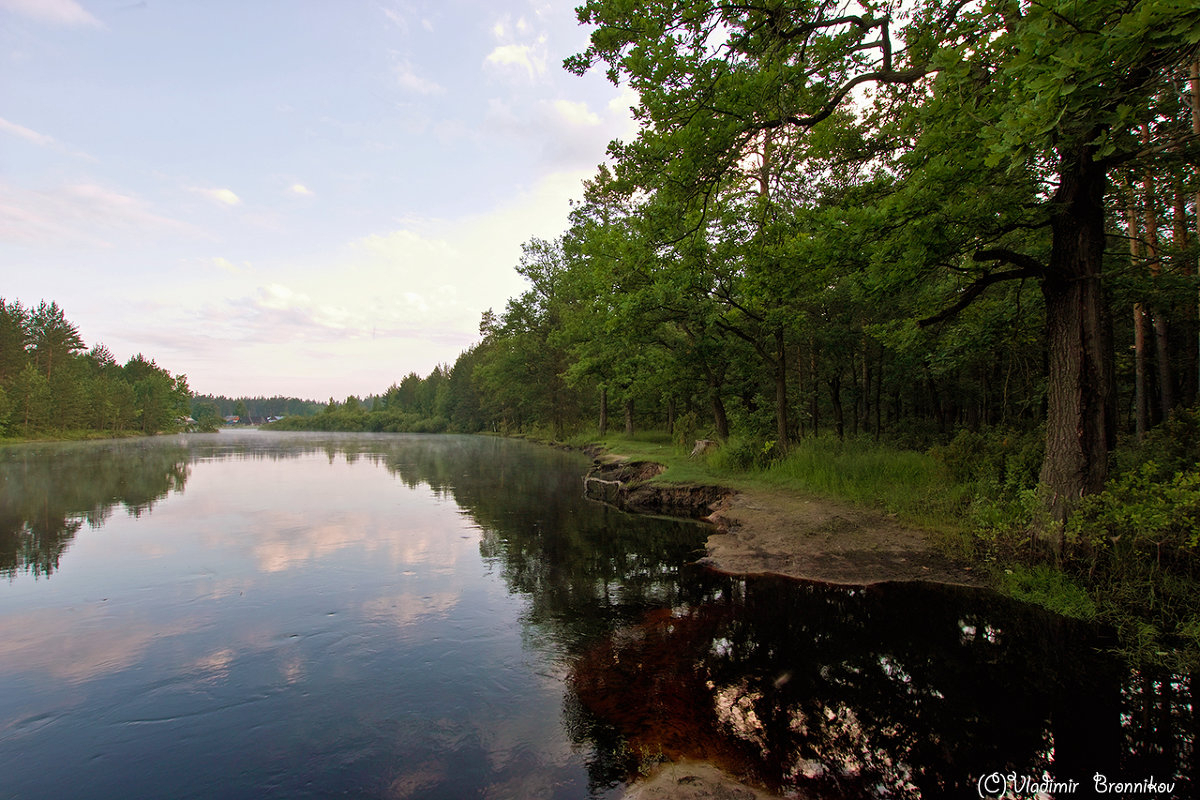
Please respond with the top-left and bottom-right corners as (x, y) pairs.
(584, 455), (981, 589)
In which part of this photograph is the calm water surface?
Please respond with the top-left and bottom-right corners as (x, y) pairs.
(0, 432), (1193, 799)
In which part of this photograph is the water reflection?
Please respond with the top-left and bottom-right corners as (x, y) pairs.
(1, 432), (1194, 799)
(0, 439), (191, 576)
(568, 573), (1197, 797)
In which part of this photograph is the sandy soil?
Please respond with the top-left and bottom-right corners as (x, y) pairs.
(702, 487), (983, 587)
(621, 762), (782, 800)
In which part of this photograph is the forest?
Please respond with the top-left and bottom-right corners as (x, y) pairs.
(273, 0), (1200, 668)
(0, 299), (192, 438)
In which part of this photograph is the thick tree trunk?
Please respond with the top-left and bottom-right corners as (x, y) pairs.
(1038, 145), (1115, 543)
(624, 399), (634, 437)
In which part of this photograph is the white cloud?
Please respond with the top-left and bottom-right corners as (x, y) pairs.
(289, 183), (314, 196)
(0, 0), (102, 27)
(191, 186), (242, 206)
(391, 56), (445, 95)
(0, 116), (93, 159)
(484, 42), (546, 80)
(211, 256), (248, 274)
(0, 116), (55, 146)
(551, 99), (600, 127)
(0, 180), (192, 248)
(378, 4), (406, 31)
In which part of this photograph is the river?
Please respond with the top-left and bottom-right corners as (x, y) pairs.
(0, 431), (1192, 798)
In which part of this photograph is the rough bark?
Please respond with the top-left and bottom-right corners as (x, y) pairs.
(1037, 144), (1116, 542)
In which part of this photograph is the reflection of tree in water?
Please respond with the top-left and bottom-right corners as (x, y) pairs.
(0, 440), (191, 577)
(571, 573), (1196, 798)
(374, 435), (711, 642)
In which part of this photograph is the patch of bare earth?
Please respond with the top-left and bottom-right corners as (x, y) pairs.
(622, 762), (781, 800)
(703, 488), (982, 588)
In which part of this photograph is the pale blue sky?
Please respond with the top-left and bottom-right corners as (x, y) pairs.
(1, 0), (635, 398)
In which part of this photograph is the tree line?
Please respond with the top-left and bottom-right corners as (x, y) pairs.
(270, 0), (1200, 666)
(0, 299), (191, 438)
(191, 394), (325, 427)
(293, 0), (1199, 524)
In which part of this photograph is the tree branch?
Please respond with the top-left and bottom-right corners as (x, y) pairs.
(918, 262), (1044, 328)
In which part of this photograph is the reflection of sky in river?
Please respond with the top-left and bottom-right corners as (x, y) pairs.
(0, 435), (636, 799)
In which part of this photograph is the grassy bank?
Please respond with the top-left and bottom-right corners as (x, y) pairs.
(571, 431), (970, 533)
(0, 429), (158, 445)
(569, 422), (1200, 671)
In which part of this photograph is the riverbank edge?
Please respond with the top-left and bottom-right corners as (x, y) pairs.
(582, 449), (984, 589)
(581, 449), (986, 799)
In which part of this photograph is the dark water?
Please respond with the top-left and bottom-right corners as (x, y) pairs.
(0, 432), (1193, 799)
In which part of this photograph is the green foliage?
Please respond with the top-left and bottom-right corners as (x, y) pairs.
(1068, 465), (1200, 560)
(0, 300), (191, 439)
(998, 565), (1097, 621)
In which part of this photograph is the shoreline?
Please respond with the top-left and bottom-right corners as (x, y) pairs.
(585, 454), (984, 800)
(584, 456), (983, 589)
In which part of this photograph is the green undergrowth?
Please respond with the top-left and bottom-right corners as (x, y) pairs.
(571, 423), (1200, 671)
(572, 431), (970, 533)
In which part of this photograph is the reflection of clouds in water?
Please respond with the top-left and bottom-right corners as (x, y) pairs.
(362, 592), (459, 627)
(280, 656), (304, 686)
(238, 501), (482, 575)
(158, 457), (483, 576)
(191, 647), (236, 683)
(249, 512), (367, 573)
(472, 699), (576, 776)
(0, 605), (194, 686)
(245, 506), (479, 574)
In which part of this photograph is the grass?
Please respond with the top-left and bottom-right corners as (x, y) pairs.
(569, 430), (970, 533)
(0, 429), (153, 445)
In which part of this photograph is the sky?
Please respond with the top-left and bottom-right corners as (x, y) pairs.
(0, 0), (637, 400)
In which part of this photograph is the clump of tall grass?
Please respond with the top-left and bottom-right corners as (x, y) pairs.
(710, 435), (970, 529)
